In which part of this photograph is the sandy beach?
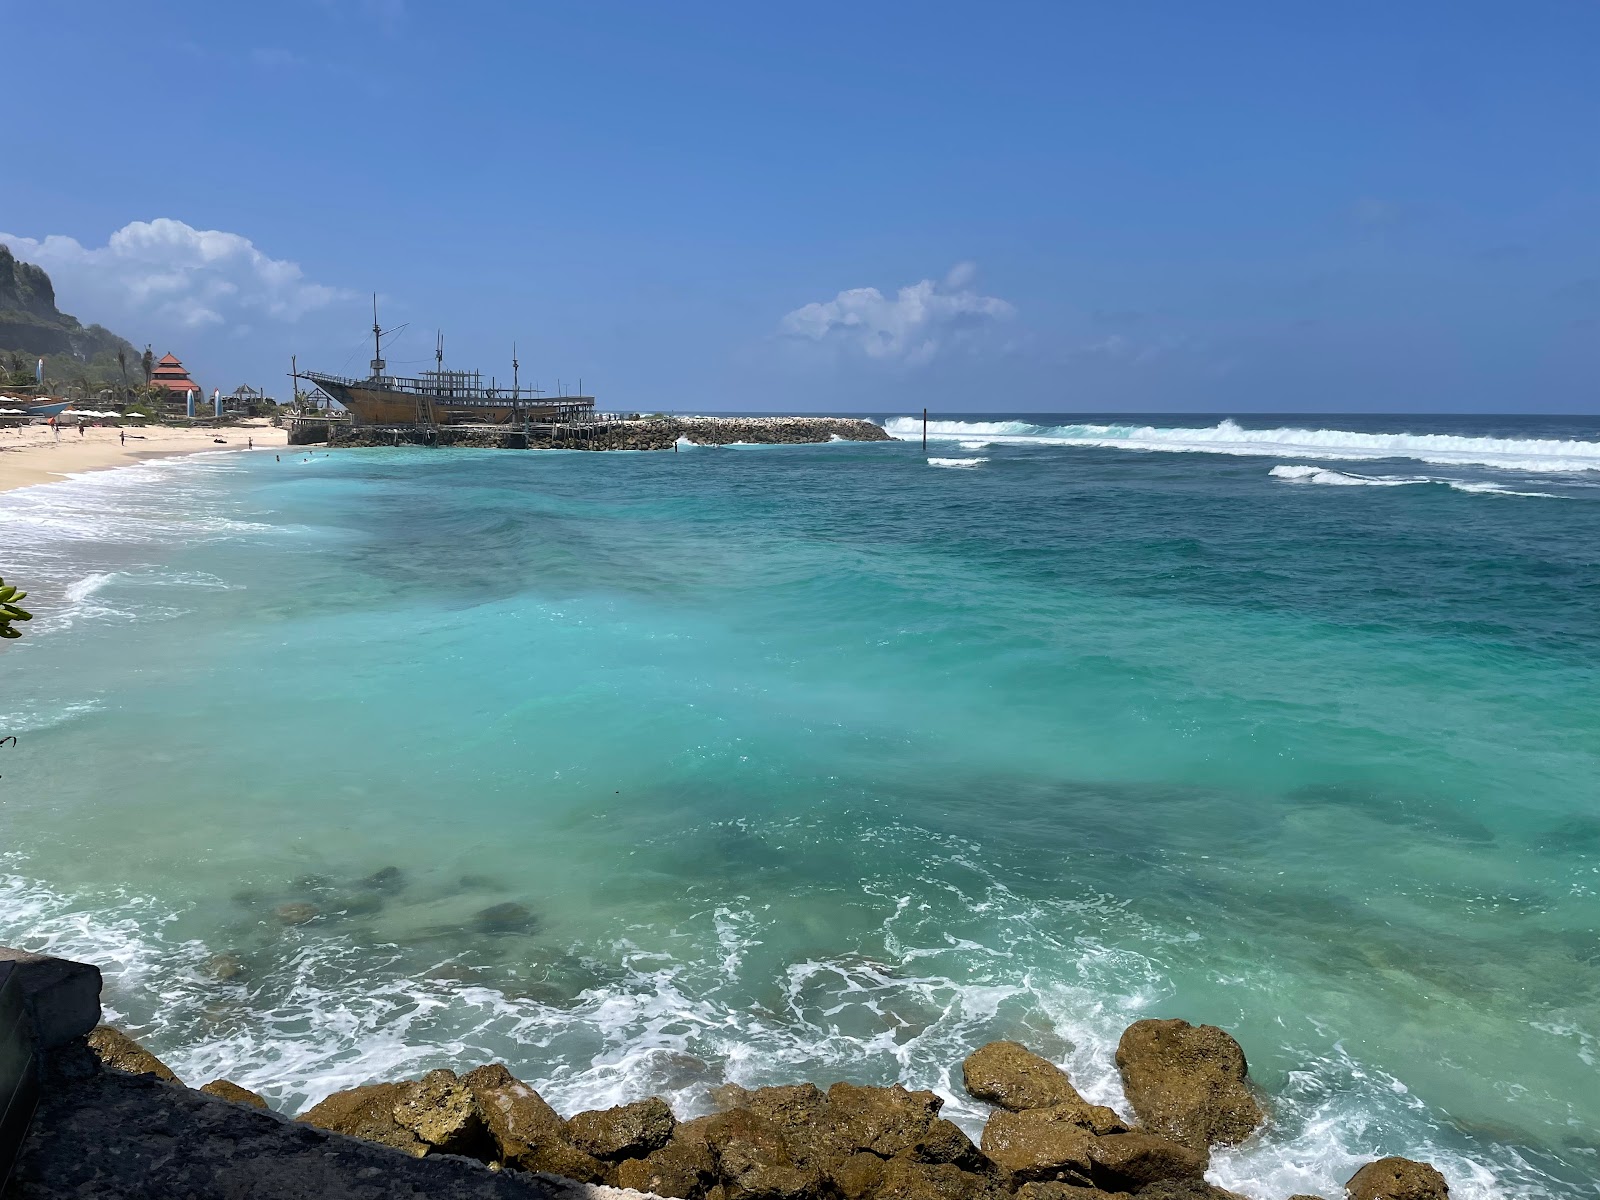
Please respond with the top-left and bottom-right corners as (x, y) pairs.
(0, 421), (289, 493)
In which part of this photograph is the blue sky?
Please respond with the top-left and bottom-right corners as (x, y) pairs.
(5, 1), (1598, 412)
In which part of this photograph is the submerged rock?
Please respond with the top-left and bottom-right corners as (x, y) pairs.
(273, 902), (320, 926)
(199, 1078), (269, 1109)
(362, 865), (406, 892)
(87, 1026), (180, 1084)
(1114, 1019), (1264, 1151)
(1345, 1156), (1450, 1200)
(201, 952), (248, 982)
(298, 1081), (428, 1157)
(473, 901), (537, 934)
(962, 1042), (1086, 1113)
(568, 1096), (677, 1160)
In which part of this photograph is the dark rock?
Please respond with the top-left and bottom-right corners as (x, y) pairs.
(1114, 1019), (1264, 1151)
(201, 953), (248, 982)
(1083, 1132), (1207, 1190)
(700, 1108), (821, 1200)
(473, 902), (537, 934)
(615, 1134), (720, 1200)
(0, 945), (102, 1050)
(906, 1118), (992, 1173)
(274, 902), (320, 926)
(461, 1063), (599, 1177)
(978, 1108), (1095, 1184)
(392, 1068), (491, 1157)
(363, 866), (406, 892)
(1345, 1157), (1450, 1200)
(875, 1158), (998, 1200)
(830, 1152), (887, 1199)
(567, 1096), (677, 1160)
(297, 1081), (428, 1157)
(1135, 1183), (1251, 1200)
(823, 1082), (944, 1160)
(1286, 1195), (1329, 1200)
(730, 1083), (830, 1164)
(199, 1079), (269, 1109)
(1014, 1184), (1117, 1200)
(87, 1026), (179, 1084)
(962, 1042), (1085, 1113)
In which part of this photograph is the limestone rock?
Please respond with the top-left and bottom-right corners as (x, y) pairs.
(829, 1151), (887, 1199)
(1135, 1183), (1253, 1200)
(568, 1096), (677, 1160)
(1114, 1019), (1264, 1151)
(906, 1117), (992, 1173)
(875, 1157), (999, 1200)
(979, 1108), (1095, 1183)
(461, 1062), (572, 1166)
(87, 1026), (179, 1084)
(614, 1135), (719, 1200)
(1083, 1131), (1208, 1191)
(199, 1079), (269, 1109)
(962, 1043), (1086, 1113)
(700, 1108), (820, 1200)
(823, 1082), (944, 1160)
(392, 1068), (490, 1156)
(297, 1081), (428, 1157)
(1345, 1156), (1450, 1200)
(201, 953), (247, 982)
(1014, 1185), (1118, 1200)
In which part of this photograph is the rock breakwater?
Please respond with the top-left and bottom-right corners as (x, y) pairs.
(74, 1020), (1451, 1200)
(314, 416), (892, 451)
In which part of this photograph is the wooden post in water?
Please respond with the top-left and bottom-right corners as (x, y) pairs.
(922, 407), (927, 452)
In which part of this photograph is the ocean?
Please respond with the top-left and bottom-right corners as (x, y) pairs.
(1, 413), (1597, 1198)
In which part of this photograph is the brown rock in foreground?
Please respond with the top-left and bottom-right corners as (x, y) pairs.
(962, 1042), (1087, 1113)
(297, 1081), (428, 1157)
(1345, 1156), (1449, 1200)
(1083, 1131), (1208, 1190)
(462, 1063), (606, 1179)
(200, 1078), (270, 1109)
(567, 1096), (677, 1160)
(1114, 1019), (1264, 1151)
(392, 1068), (492, 1157)
(86, 1025), (180, 1084)
(979, 1108), (1095, 1183)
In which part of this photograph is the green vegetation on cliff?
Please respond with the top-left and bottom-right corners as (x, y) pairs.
(0, 244), (140, 395)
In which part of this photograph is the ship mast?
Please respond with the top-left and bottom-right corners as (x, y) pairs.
(370, 294), (386, 380)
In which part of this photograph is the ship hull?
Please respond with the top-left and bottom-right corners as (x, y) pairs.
(310, 379), (590, 426)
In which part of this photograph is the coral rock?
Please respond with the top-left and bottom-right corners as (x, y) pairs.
(298, 1081), (428, 1157)
(1114, 1019), (1264, 1151)
(87, 1026), (180, 1084)
(979, 1108), (1095, 1183)
(962, 1043), (1087, 1113)
(199, 1079), (269, 1109)
(391, 1068), (489, 1156)
(875, 1157), (1000, 1200)
(823, 1083), (944, 1161)
(1084, 1131), (1208, 1191)
(568, 1096), (678, 1161)
(1345, 1156), (1450, 1200)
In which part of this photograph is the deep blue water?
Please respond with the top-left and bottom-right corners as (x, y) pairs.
(2, 413), (1598, 1198)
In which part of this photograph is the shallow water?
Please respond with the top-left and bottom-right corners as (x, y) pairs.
(2, 414), (1598, 1198)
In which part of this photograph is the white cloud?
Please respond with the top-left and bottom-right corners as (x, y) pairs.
(780, 265), (1015, 366)
(0, 219), (353, 331)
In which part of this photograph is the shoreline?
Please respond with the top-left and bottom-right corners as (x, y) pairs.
(0, 421), (288, 493)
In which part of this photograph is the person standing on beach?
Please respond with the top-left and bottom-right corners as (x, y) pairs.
(48, 416), (58, 442)
(120, 429), (125, 446)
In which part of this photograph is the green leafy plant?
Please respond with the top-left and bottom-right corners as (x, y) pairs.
(0, 575), (32, 640)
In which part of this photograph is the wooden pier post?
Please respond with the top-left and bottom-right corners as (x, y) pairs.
(923, 407), (927, 452)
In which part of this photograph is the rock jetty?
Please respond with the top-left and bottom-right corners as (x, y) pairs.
(309, 415), (893, 451)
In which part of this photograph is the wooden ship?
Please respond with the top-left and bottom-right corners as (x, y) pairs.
(299, 301), (593, 427)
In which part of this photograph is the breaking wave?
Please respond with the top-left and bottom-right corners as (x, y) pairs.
(885, 418), (1600, 474)
(928, 457), (989, 469)
(1269, 464), (1561, 497)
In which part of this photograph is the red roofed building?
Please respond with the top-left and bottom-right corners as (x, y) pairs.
(150, 352), (202, 410)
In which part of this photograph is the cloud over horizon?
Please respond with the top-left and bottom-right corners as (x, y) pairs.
(780, 264), (1015, 366)
(0, 219), (353, 334)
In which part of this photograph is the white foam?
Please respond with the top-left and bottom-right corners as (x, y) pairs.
(885, 417), (1600, 474)
(927, 458), (988, 469)
(1270, 464), (1562, 497)
(64, 572), (116, 603)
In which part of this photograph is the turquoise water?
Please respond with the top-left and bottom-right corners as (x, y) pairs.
(2, 415), (1598, 1198)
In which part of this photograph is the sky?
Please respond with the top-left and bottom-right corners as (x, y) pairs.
(4, 1), (1598, 413)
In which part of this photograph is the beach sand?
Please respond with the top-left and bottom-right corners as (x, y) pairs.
(0, 421), (289, 492)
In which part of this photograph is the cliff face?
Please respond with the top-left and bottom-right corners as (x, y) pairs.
(0, 244), (138, 379)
